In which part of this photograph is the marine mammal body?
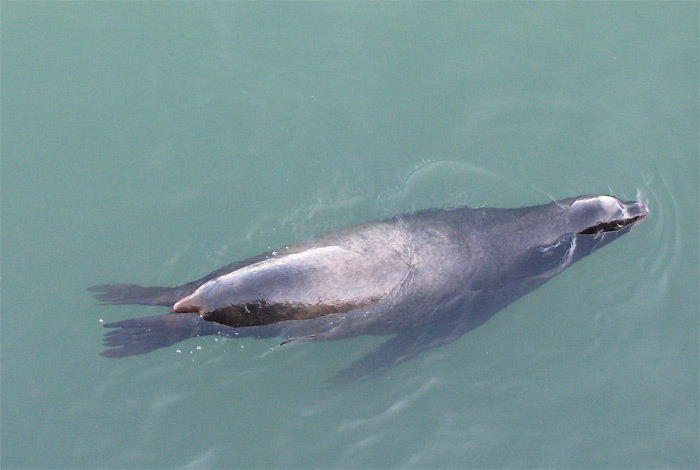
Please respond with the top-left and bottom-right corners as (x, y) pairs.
(91, 195), (648, 383)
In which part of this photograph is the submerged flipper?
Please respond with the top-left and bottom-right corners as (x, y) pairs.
(326, 334), (414, 385)
(326, 326), (462, 386)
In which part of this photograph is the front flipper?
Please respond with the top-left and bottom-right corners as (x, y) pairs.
(327, 327), (461, 386)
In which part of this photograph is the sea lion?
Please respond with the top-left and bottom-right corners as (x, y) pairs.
(91, 195), (648, 383)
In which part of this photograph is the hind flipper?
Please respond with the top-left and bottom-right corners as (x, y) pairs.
(88, 284), (183, 307)
(100, 312), (290, 358)
(100, 313), (232, 357)
(89, 252), (277, 307)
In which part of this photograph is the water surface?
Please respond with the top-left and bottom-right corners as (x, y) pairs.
(2, 2), (698, 468)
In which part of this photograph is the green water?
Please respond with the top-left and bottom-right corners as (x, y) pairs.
(2, 2), (698, 468)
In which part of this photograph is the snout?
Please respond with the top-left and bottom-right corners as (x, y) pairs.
(622, 200), (650, 221)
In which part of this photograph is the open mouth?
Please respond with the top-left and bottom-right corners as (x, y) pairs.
(578, 214), (646, 235)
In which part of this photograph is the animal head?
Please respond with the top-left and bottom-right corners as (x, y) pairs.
(565, 195), (648, 238)
(477, 195), (649, 288)
(518, 195), (649, 279)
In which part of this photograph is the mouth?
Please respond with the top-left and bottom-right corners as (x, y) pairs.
(577, 201), (649, 235)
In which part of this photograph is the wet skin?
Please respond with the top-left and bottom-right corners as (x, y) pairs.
(91, 195), (648, 383)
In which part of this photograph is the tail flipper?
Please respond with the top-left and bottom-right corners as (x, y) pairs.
(101, 313), (224, 358)
(88, 284), (182, 307)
